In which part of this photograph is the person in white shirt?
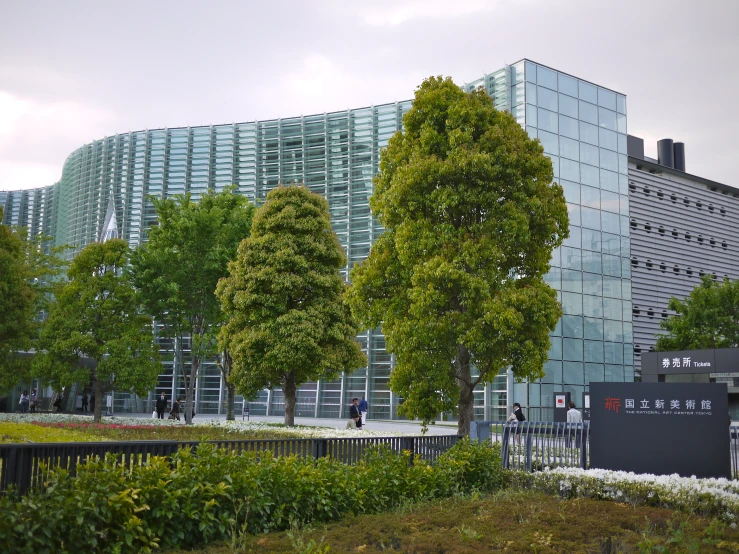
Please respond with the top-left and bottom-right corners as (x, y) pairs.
(567, 401), (583, 447)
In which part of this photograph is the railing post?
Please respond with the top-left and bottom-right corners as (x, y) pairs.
(312, 438), (328, 460)
(525, 423), (533, 472)
(580, 422), (589, 469)
(400, 437), (415, 465)
(501, 423), (511, 469)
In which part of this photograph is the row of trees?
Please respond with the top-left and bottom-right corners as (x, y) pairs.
(2, 77), (575, 433)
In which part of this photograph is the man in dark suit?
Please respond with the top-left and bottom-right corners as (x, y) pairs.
(155, 392), (168, 419)
(349, 398), (362, 429)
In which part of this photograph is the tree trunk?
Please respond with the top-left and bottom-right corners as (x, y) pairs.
(283, 370), (297, 427)
(455, 344), (474, 436)
(226, 381), (235, 421)
(185, 356), (199, 425)
(93, 377), (103, 424)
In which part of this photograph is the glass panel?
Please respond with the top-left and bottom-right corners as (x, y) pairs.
(525, 60), (537, 84)
(564, 338), (584, 362)
(623, 321), (633, 342)
(581, 164), (599, 187)
(526, 104), (538, 127)
(598, 107), (617, 131)
(559, 114), (579, 139)
(526, 125), (537, 139)
(582, 250), (602, 274)
(578, 100), (598, 125)
(564, 225), (581, 248)
(600, 148), (618, 172)
(618, 133), (627, 154)
(601, 190), (620, 213)
(617, 113), (627, 134)
(526, 82), (537, 105)
(538, 66), (557, 90)
(581, 206), (600, 230)
(600, 169), (619, 192)
(559, 93), (578, 118)
(583, 295), (603, 318)
(538, 108), (558, 133)
(582, 228), (601, 252)
(622, 279), (632, 301)
(604, 298), (622, 320)
(562, 292), (582, 315)
(580, 121), (599, 145)
(619, 174), (629, 195)
(619, 154), (628, 174)
(580, 143), (599, 168)
(583, 272), (603, 296)
(601, 211), (620, 234)
(560, 158), (579, 181)
(511, 83), (526, 106)
(548, 155), (560, 178)
(620, 236), (630, 257)
(562, 269), (582, 293)
(584, 341), (604, 363)
(561, 179), (580, 203)
(581, 185), (600, 209)
(598, 88), (617, 110)
(562, 246), (582, 270)
(567, 203), (580, 226)
(538, 129), (558, 155)
(602, 233), (620, 255)
(604, 320), (623, 342)
(564, 361), (584, 385)
(559, 136), (579, 161)
(604, 342), (624, 364)
(584, 317), (604, 340)
(616, 94), (626, 114)
(599, 128), (618, 151)
(558, 73), (578, 97)
(586, 363), (605, 383)
(602, 275), (622, 298)
(562, 314), (583, 338)
(578, 81), (597, 103)
(542, 360), (562, 384)
(538, 86), (558, 111)
(602, 254), (621, 277)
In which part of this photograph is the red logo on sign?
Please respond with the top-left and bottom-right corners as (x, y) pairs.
(605, 397), (622, 413)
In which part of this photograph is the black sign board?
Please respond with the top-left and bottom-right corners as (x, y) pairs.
(590, 382), (730, 478)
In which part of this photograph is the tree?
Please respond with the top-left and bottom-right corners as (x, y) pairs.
(130, 188), (254, 423)
(0, 209), (67, 393)
(216, 185), (367, 427)
(34, 239), (161, 422)
(655, 276), (739, 351)
(346, 77), (569, 435)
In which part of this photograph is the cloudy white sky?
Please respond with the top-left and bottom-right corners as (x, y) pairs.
(1, 0), (737, 191)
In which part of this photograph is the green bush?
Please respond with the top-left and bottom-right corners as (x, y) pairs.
(0, 438), (504, 553)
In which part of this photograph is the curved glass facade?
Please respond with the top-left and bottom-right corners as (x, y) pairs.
(1, 59), (632, 420)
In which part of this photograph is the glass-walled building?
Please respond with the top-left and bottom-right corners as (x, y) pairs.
(1, 59), (633, 420)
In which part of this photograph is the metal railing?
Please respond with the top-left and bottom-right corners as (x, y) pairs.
(474, 421), (739, 479)
(0, 434), (462, 495)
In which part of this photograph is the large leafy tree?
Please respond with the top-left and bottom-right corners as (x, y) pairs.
(130, 188), (254, 423)
(217, 185), (367, 426)
(656, 276), (739, 351)
(347, 77), (569, 435)
(0, 209), (67, 392)
(34, 239), (161, 422)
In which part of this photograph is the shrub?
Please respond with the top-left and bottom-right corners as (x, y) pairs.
(0, 439), (505, 553)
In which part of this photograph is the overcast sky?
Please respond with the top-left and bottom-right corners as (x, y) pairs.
(1, 0), (737, 191)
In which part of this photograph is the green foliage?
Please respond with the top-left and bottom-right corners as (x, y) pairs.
(34, 239), (161, 422)
(217, 185), (366, 426)
(0, 210), (67, 392)
(130, 188), (254, 424)
(0, 438), (504, 553)
(0, 422), (104, 443)
(347, 77), (569, 434)
(656, 275), (739, 351)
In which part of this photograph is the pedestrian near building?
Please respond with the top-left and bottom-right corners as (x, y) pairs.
(18, 391), (29, 413)
(81, 393), (89, 412)
(349, 398), (362, 429)
(359, 397), (368, 426)
(30, 389), (37, 413)
(169, 398), (180, 421)
(567, 401), (583, 448)
(155, 392), (168, 419)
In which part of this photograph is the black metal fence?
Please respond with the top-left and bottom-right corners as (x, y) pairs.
(473, 421), (739, 479)
(0, 434), (462, 495)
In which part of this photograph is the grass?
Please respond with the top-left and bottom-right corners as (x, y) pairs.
(19, 421), (311, 442)
(176, 490), (739, 553)
(0, 422), (108, 443)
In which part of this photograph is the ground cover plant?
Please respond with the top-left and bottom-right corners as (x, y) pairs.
(0, 422), (105, 443)
(180, 490), (739, 553)
(0, 439), (504, 553)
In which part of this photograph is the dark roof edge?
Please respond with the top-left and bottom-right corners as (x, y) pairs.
(629, 156), (739, 195)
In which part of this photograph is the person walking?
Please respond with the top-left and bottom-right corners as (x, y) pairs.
(169, 398), (180, 421)
(81, 393), (89, 412)
(567, 401), (583, 448)
(30, 389), (37, 413)
(507, 402), (526, 444)
(155, 392), (168, 420)
(349, 398), (362, 429)
(358, 397), (368, 426)
(18, 391), (29, 413)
